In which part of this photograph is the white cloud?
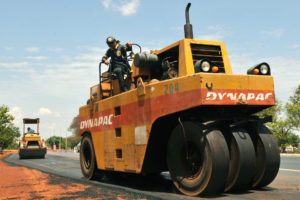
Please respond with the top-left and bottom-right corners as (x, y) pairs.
(263, 57), (300, 99)
(118, 0), (140, 16)
(60, 55), (72, 62)
(75, 54), (100, 61)
(40, 122), (57, 136)
(198, 34), (224, 41)
(4, 47), (14, 51)
(37, 108), (61, 118)
(75, 46), (106, 61)
(38, 107), (52, 116)
(24, 56), (47, 60)
(101, 0), (140, 16)
(0, 62), (30, 70)
(25, 47), (40, 52)
(261, 29), (285, 37)
(77, 46), (107, 53)
(102, 0), (111, 8)
(0, 56), (16, 61)
(53, 112), (61, 118)
(48, 48), (64, 52)
(196, 25), (228, 41)
(9, 106), (23, 125)
(288, 44), (300, 49)
(170, 26), (182, 31)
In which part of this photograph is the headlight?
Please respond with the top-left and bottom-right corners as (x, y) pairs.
(247, 62), (271, 75)
(260, 64), (269, 74)
(194, 59), (212, 73)
(201, 60), (210, 72)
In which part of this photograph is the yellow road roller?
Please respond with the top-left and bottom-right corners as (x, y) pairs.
(78, 3), (280, 196)
(19, 118), (46, 159)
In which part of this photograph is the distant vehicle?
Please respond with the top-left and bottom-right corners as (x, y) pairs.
(77, 142), (81, 152)
(18, 118), (47, 159)
(285, 145), (293, 153)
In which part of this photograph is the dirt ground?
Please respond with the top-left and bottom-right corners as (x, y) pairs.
(0, 152), (147, 200)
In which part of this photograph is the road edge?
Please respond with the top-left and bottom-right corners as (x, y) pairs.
(280, 153), (300, 157)
(3, 153), (190, 200)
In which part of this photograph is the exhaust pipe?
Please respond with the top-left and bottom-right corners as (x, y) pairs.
(184, 3), (193, 39)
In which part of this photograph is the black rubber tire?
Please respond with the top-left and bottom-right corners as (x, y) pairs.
(80, 134), (97, 180)
(249, 124), (280, 188)
(167, 121), (229, 196)
(224, 127), (256, 192)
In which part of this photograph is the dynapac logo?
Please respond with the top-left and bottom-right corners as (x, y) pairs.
(206, 91), (273, 101)
(80, 114), (113, 129)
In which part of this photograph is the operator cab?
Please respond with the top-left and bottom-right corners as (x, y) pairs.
(23, 118), (39, 136)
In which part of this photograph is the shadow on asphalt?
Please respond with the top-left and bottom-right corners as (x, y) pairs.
(91, 170), (277, 198)
(94, 171), (175, 193)
(254, 186), (278, 191)
(91, 171), (234, 198)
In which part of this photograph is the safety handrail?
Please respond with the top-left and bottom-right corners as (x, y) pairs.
(99, 62), (113, 99)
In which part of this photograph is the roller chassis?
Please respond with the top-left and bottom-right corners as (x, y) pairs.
(79, 3), (280, 196)
(79, 72), (279, 196)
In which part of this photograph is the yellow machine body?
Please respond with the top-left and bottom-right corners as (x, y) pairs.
(79, 38), (275, 173)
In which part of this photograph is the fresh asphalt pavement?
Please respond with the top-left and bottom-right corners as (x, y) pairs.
(4, 151), (300, 200)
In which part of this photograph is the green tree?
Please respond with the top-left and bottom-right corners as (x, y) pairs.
(286, 85), (300, 129)
(0, 105), (21, 149)
(267, 119), (295, 147)
(67, 136), (81, 148)
(257, 95), (300, 149)
(68, 115), (80, 137)
(67, 115), (81, 147)
(256, 99), (282, 121)
(46, 136), (67, 149)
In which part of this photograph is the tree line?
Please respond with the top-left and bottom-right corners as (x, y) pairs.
(0, 106), (20, 149)
(257, 85), (300, 151)
(45, 115), (80, 149)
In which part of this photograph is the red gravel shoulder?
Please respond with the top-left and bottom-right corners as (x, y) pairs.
(0, 152), (90, 200)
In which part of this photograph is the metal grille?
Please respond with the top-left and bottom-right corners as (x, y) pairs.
(191, 44), (225, 72)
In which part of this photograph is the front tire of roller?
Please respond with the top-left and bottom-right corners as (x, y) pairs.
(80, 134), (97, 180)
(249, 124), (280, 188)
(167, 122), (229, 196)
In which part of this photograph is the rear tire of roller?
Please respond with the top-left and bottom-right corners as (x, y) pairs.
(248, 124), (280, 188)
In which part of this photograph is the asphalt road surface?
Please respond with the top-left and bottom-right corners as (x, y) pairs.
(4, 152), (300, 200)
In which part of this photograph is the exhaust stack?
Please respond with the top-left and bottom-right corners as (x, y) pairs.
(184, 3), (193, 39)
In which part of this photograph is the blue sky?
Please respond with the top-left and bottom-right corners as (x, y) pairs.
(1, 0), (300, 139)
